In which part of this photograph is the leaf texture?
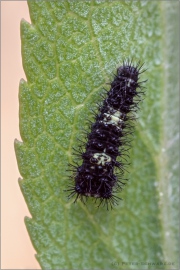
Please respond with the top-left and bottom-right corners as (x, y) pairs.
(15, 1), (179, 269)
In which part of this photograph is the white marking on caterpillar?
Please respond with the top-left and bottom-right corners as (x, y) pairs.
(92, 152), (111, 166)
(127, 78), (134, 87)
(101, 108), (123, 129)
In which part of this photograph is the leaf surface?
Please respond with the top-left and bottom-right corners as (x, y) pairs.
(15, 1), (179, 269)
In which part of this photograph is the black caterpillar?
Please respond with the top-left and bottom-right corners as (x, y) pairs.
(67, 60), (146, 209)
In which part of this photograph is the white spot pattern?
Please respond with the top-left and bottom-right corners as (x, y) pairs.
(100, 108), (123, 130)
(92, 152), (111, 166)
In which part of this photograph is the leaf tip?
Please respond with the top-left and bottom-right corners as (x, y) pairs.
(20, 18), (31, 26)
(19, 78), (26, 85)
(24, 216), (32, 224)
(20, 18), (35, 35)
(14, 138), (23, 147)
(18, 177), (23, 186)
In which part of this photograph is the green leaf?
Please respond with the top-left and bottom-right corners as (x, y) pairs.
(15, 1), (179, 269)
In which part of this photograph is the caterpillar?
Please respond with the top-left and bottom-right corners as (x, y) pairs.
(67, 60), (146, 209)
